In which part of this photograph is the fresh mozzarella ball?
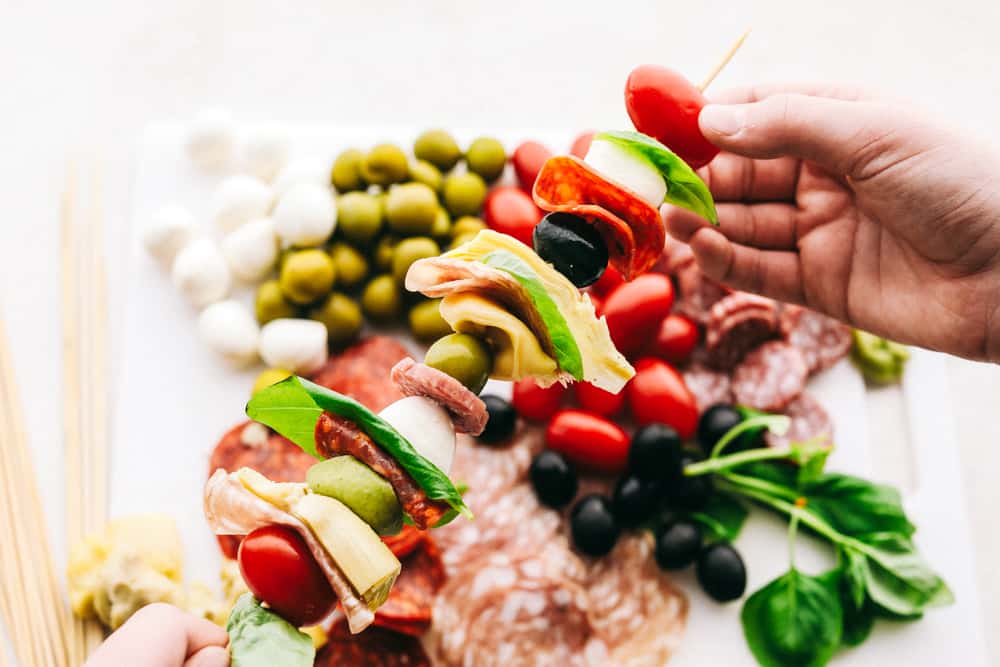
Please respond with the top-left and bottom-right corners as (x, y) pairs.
(210, 175), (275, 233)
(197, 300), (260, 368)
(171, 239), (231, 307)
(258, 318), (329, 374)
(186, 108), (236, 170)
(272, 183), (337, 247)
(379, 396), (456, 474)
(243, 125), (291, 182)
(584, 138), (666, 208)
(142, 205), (197, 263)
(221, 218), (278, 282)
(272, 157), (330, 197)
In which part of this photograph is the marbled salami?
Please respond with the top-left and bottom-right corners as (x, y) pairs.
(309, 336), (410, 411)
(766, 392), (833, 448)
(674, 260), (731, 325)
(682, 363), (733, 412)
(732, 341), (809, 411)
(780, 305), (853, 373)
(317, 620), (431, 667)
(705, 293), (780, 369)
(390, 357), (488, 435)
(374, 536), (446, 637)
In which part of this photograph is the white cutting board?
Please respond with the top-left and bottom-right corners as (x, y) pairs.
(112, 124), (988, 666)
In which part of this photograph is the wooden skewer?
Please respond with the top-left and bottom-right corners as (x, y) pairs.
(699, 27), (751, 92)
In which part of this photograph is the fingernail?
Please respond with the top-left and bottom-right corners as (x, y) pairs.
(699, 104), (743, 136)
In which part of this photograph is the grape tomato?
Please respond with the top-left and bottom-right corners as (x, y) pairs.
(652, 313), (699, 364)
(545, 409), (630, 473)
(574, 381), (626, 417)
(483, 186), (541, 246)
(512, 378), (567, 422)
(602, 274), (674, 356)
(512, 140), (553, 193)
(626, 357), (699, 439)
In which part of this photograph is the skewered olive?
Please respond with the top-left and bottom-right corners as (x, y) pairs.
(408, 299), (453, 343)
(254, 280), (298, 324)
(629, 423), (683, 482)
(307, 456), (403, 536)
(392, 237), (440, 284)
(330, 148), (366, 192)
(279, 249), (336, 305)
(309, 292), (363, 347)
(532, 212), (608, 287)
(478, 395), (517, 444)
(329, 242), (369, 289)
(465, 137), (507, 183)
(442, 173), (487, 217)
(413, 129), (461, 172)
(361, 274), (402, 322)
(409, 159), (443, 192)
(570, 494), (620, 557)
(697, 542), (747, 602)
(529, 450), (578, 509)
(655, 520), (703, 570)
(385, 183), (438, 236)
(337, 192), (383, 247)
(361, 144), (408, 186)
(424, 332), (491, 393)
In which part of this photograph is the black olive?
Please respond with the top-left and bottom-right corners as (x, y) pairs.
(529, 450), (578, 509)
(628, 423), (683, 482)
(532, 212), (609, 288)
(696, 403), (763, 454)
(696, 542), (747, 602)
(654, 520), (703, 570)
(611, 474), (660, 526)
(569, 494), (620, 557)
(478, 394), (517, 444)
(664, 456), (713, 511)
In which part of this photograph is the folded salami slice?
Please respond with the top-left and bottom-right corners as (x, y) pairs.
(731, 341), (809, 412)
(674, 261), (732, 325)
(533, 155), (663, 280)
(705, 293), (780, 369)
(390, 358), (488, 435)
(780, 304), (853, 373)
(766, 392), (833, 448)
(382, 524), (424, 559)
(373, 536), (446, 637)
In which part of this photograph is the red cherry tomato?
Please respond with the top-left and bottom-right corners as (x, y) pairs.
(590, 265), (624, 297)
(574, 382), (626, 418)
(483, 186), (542, 247)
(512, 141), (553, 193)
(569, 131), (595, 158)
(602, 274), (675, 356)
(625, 65), (719, 169)
(652, 314), (700, 365)
(546, 409), (630, 473)
(626, 358), (699, 439)
(512, 379), (567, 422)
(586, 291), (604, 316)
(238, 525), (337, 627)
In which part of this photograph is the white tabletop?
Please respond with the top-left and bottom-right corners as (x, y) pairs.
(1, 0), (998, 661)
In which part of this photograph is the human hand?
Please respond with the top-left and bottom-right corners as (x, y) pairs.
(663, 84), (1000, 362)
(84, 603), (228, 667)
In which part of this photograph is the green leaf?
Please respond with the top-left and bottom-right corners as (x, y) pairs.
(595, 130), (718, 224)
(818, 565), (876, 648)
(741, 568), (843, 667)
(711, 414), (790, 458)
(791, 438), (833, 488)
(227, 594), (315, 667)
(856, 533), (954, 617)
(480, 250), (584, 380)
(689, 493), (749, 542)
(803, 474), (915, 539)
(248, 376), (470, 518)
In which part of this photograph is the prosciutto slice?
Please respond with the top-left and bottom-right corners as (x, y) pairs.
(390, 358), (487, 435)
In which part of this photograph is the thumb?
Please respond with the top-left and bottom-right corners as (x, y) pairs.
(183, 645), (230, 667)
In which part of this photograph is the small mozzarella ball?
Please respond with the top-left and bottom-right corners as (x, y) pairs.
(211, 175), (275, 233)
(273, 183), (337, 247)
(272, 157), (330, 197)
(379, 396), (456, 474)
(221, 218), (278, 282)
(142, 205), (197, 263)
(171, 239), (231, 307)
(243, 125), (291, 182)
(584, 138), (666, 208)
(186, 108), (236, 170)
(197, 300), (260, 368)
(258, 318), (329, 374)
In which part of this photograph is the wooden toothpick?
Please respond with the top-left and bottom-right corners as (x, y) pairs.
(699, 28), (751, 92)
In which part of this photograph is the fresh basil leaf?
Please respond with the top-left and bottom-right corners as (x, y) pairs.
(480, 250), (584, 380)
(689, 493), (748, 542)
(791, 438), (833, 488)
(818, 565), (876, 648)
(248, 377), (470, 518)
(857, 532), (953, 617)
(803, 474), (915, 539)
(741, 568), (843, 667)
(595, 130), (718, 224)
(841, 547), (869, 611)
(227, 594), (314, 667)
(736, 461), (800, 492)
(711, 414), (790, 458)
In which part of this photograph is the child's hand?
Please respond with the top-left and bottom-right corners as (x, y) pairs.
(663, 84), (1000, 362)
(85, 603), (228, 667)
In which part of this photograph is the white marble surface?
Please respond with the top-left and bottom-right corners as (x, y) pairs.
(1, 0), (997, 662)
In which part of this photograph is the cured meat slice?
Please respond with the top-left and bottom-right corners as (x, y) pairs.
(317, 620), (431, 667)
(533, 155), (662, 279)
(766, 392), (834, 448)
(390, 357), (488, 435)
(705, 293), (780, 369)
(448, 427), (544, 512)
(309, 336), (410, 411)
(315, 412), (450, 530)
(780, 304), (853, 373)
(732, 341), (809, 411)
(674, 261), (731, 325)
(584, 535), (688, 666)
(682, 363), (733, 412)
(381, 524), (424, 559)
(208, 421), (315, 558)
(374, 536), (446, 637)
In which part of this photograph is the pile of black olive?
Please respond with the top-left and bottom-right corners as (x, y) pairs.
(532, 212), (609, 288)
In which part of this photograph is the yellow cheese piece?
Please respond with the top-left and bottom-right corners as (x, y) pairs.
(234, 467), (308, 510)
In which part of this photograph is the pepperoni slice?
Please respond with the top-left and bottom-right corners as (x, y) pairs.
(309, 336), (411, 411)
(317, 621), (431, 667)
(382, 525), (425, 559)
(374, 536), (446, 636)
(731, 341), (809, 412)
(532, 155), (662, 280)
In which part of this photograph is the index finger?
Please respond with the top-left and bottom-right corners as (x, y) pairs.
(180, 611), (229, 658)
(708, 82), (874, 105)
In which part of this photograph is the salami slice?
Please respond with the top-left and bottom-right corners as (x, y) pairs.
(374, 536), (446, 637)
(682, 363), (733, 412)
(732, 341), (809, 411)
(309, 336), (410, 411)
(705, 293), (780, 369)
(766, 392), (833, 448)
(533, 155), (662, 279)
(780, 305), (853, 373)
(381, 525), (424, 559)
(448, 428), (544, 512)
(317, 621), (431, 667)
(674, 261), (731, 325)
(208, 421), (315, 558)
(390, 357), (488, 435)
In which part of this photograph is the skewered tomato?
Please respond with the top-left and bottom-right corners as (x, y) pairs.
(625, 65), (719, 169)
(483, 186), (541, 246)
(627, 358), (699, 438)
(512, 379), (567, 422)
(590, 264), (624, 296)
(546, 409), (630, 473)
(574, 381), (626, 417)
(238, 525), (337, 627)
(512, 140), (553, 192)
(602, 274), (674, 356)
(569, 131), (595, 158)
(652, 313), (699, 364)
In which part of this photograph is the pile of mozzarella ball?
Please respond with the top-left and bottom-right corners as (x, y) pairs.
(142, 108), (333, 375)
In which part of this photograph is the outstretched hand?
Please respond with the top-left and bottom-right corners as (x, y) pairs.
(663, 84), (1000, 362)
(85, 604), (229, 667)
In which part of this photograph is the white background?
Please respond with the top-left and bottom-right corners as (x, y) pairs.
(1, 0), (997, 662)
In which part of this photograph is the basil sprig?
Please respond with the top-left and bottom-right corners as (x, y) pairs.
(226, 594), (314, 667)
(247, 376), (470, 520)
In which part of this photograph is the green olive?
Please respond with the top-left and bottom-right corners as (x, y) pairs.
(280, 249), (336, 304)
(361, 274), (403, 322)
(450, 215), (486, 239)
(330, 148), (366, 192)
(442, 172), (487, 217)
(252, 368), (292, 397)
(430, 208), (451, 240)
(465, 137), (507, 183)
(408, 299), (454, 343)
(336, 192), (383, 247)
(424, 332), (492, 394)
(385, 183), (438, 236)
(372, 235), (399, 272)
(255, 280), (298, 324)
(361, 144), (408, 186)
(448, 231), (479, 251)
(413, 129), (461, 172)
(307, 456), (403, 536)
(329, 242), (369, 289)
(309, 292), (363, 347)
(409, 159), (443, 192)
(392, 237), (440, 285)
